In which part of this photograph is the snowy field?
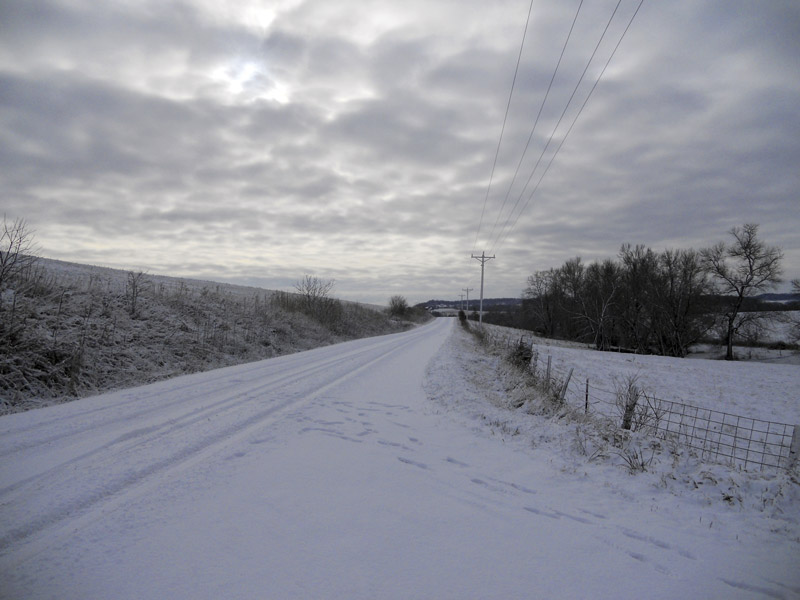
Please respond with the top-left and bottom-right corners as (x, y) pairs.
(483, 324), (800, 426)
(0, 319), (798, 599)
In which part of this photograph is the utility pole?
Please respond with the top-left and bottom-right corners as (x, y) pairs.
(462, 287), (473, 316)
(458, 293), (465, 312)
(471, 251), (495, 327)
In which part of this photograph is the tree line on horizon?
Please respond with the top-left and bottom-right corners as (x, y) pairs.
(481, 224), (794, 359)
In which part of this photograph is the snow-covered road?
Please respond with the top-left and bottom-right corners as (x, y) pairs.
(1, 318), (797, 599)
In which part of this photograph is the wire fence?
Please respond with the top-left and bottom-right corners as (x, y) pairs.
(480, 325), (799, 472)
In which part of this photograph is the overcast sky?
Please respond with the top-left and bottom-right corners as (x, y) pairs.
(2, 0), (798, 304)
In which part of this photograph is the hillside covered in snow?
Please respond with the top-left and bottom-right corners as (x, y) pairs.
(0, 258), (421, 413)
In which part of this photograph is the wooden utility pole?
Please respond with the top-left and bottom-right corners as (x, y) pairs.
(462, 287), (473, 315)
(470, 251), (495, 327)
(458, 293), (465, 312)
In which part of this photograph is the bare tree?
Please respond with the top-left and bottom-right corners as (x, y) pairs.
(388, 295), (409, 317)
(126, 271), (151, 318)
(557, 257), (586, 340)
(0, 215), (39, 291)
(580, 259), (620, 350)
(701, 224), (783, 359)
(652, 248), (712, 357)
(294, 275), (339, 325)
(295, 275), (335, 309)
(618, 244), (659, 353)
(522, 269), (562, 337)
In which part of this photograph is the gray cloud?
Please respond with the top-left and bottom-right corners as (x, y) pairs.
(1, 0), (798, 303)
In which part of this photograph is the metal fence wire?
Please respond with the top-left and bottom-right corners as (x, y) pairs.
(642, 399), (794, 470)
(481, 326), (798, 472)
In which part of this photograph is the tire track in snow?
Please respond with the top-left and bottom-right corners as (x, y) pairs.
(0, 339), (408, 497)
(0, 327), (430, 454)
(0, 322), (444, 567)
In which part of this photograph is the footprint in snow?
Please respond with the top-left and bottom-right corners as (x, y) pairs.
(621, 528), (672, 550)
(397, 457), (428, 470)
(579, 508), (607, 520)
(618, 529), (695, 561)
(524, 506), (561, 520)
(470, 478), (510, 494)
(719, 579), (786, 599)
(300, 427), (364, 444)
(627, 550), (647, 562)
(378, 439), (413, 451)
(249, 437), (273, 445)
(523, 506), (591, 523)
(554, 510), (592, 524)
(445, 457), (469, 467)
(487, 477), (537, 495)
(508, 483), (537, 495)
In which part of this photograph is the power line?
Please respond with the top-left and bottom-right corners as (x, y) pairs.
(490, 0), (639, 253)
(472, 0), (535, 254)
(485, 0), (585, 250)
(493, 0), (646, 252)
(490, 0), (625, 252)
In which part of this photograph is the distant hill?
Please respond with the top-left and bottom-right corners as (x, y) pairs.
(418, 298), (522, 311)
(755, 293), (800, 304)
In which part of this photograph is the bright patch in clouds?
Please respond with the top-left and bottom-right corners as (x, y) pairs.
(210, 61), (290, 104)
(1, 0), (798, 303)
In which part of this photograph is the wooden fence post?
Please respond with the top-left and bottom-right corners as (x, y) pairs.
(585, 378), (589, 414)
(558, 368), (573, 403)
(789, 425), (800, 470)
(546, 356), (552, 391)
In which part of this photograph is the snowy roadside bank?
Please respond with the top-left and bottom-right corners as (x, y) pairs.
(1, 258), (422, 414)
(425, 324), (800, 551)
(478, 323), (800, 425)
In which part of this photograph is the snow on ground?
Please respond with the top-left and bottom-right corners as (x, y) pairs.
(483, 324), (800, 425)
(1, 319), (798, 599)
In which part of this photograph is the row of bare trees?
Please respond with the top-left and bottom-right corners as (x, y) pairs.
(518, 224), (786, 358)
(521, 247), (712, 356)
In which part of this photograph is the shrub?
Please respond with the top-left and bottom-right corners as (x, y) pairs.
(614, 373), (663, 433)
(388, 295), (409, 318)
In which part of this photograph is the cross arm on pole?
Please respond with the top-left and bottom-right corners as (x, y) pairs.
(470, 251), (495, 327)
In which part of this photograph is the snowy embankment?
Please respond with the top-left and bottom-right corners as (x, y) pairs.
(0, 258), (412, 413)
(1, 319), (798, 599)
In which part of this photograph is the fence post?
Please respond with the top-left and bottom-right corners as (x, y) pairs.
(585, 378), (589, 414)
(558, 368), (573, 403)
(546, 356), (552, 391)
(789, 425), (800, 470)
